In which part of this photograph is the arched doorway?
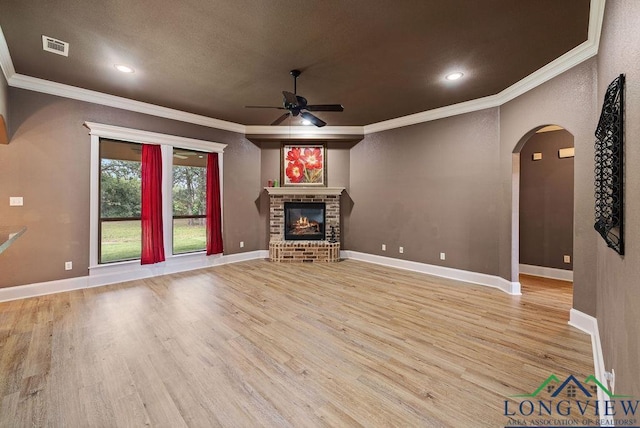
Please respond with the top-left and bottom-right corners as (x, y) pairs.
(512, 125), (575, 289)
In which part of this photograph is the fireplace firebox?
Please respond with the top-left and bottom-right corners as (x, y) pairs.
(284, 202), (326, 241)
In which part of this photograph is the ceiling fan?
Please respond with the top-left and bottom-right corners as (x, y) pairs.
(246, 69), (344, 127)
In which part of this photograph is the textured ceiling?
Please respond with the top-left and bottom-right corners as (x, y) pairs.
(0, 0), (590, 127)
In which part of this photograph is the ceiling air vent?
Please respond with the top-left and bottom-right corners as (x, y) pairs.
(42, 35), (69, 57)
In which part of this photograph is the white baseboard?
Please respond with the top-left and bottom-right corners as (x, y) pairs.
(87, 250), (269, 288)
(223, 250), (269, 263)
(0, 276), (89, 303)
(569, 309), (608, 422)
(0, 250), (268, 303)
(1, 249), (523, 302)
(519, 264), (573, 282)
(341, 250), (521, 295)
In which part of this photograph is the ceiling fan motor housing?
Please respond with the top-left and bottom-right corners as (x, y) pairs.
(246, 69), (342, 127)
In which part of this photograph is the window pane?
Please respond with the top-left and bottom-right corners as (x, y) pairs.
(100, 220), (142, 263)
(173, 148), (206, 254)
(100, 140), (142, 263)
(173, 218), (206, 254)
(100, 141), (141, 219)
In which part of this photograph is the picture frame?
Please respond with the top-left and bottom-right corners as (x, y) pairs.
(281, 143), (327, 187)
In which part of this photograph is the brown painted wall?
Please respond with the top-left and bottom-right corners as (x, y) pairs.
(347, 109), (501, 275)
(347, 60), (597, 303)
(519, 130), (574, 270)
(257, 142), (351, 248)
(595, 0), (640, 398)
(499, 59), (598, 314)
(0, 88), (261, 288)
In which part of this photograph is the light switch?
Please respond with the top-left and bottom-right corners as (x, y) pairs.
(9, 197), (23, 206)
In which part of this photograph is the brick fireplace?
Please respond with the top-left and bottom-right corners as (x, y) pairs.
(266, 187), (344, 262)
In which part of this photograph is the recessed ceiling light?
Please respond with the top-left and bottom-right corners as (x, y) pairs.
(115, 64), (134, 73)
(301, 120), (312, 126)
(445, 72), (464, 81)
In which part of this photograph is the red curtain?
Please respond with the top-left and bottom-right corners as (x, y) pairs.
(141, 144), (165, 264)
(206, 152), (223, 255)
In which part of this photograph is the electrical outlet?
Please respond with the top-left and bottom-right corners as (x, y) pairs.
(399, 246), (404, 254)
(440, 252), (446, 260)
(64, 261), (72, 271)
(240, 241), (244, 248)
(563, 255), (571, 263)
(382, 244), (386, 251)
(9, 196), (23, 206)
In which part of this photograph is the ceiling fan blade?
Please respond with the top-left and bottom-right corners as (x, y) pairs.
(282, 91), (299, 108)
(300, 111), (326, 127)
(305, 104), (344, 112)
(245, 105), (286, 109)
(295, 95), (308, 108)
(271, 113), (290, 126)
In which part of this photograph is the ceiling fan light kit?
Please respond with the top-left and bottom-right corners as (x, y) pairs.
(246, 69), (344, 127)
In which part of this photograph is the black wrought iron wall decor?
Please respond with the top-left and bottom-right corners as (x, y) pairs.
(594, 74), (625, 255)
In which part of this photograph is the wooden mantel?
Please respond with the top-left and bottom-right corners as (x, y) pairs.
(264, 187), (344, 196)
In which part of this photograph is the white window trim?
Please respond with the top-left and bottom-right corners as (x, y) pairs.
(85, 122), (227, 279)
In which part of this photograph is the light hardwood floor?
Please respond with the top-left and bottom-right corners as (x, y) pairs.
(0, 261), (593, 427)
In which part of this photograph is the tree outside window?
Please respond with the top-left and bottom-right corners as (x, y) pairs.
(172, 149), (207, 254)
(99, 140), (142, 263)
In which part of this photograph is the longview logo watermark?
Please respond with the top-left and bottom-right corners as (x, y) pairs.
(504, 374), (638, 427)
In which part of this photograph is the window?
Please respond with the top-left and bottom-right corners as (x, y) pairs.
(172, 149), (207, 254)
(99, 140), (142, 263)
(86, 122), (226, 272)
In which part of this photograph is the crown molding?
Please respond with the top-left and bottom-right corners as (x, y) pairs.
(0, 0), (605, 135)
(496, 39), (598, 104)
(245, 125), (364, 143)
(363, 40), (598, 135)
(245, 125), (363, 135)
(0, 26), (15, 82)
(363, 0), (605, 134)
(0, 25), (15, 81)
(9, 74), (245, 134)
(363, 93), (503, 134)
(588, 0), (606, 50)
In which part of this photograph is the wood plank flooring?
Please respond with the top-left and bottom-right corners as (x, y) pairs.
(0, 261), (593, 427)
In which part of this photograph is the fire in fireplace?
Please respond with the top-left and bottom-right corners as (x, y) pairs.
(284, 202), (325, 240)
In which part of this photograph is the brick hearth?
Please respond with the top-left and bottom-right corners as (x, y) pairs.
(269, 241), (340, 263)
(266, 187), (344, 263)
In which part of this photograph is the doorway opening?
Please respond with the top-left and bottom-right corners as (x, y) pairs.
(512, 125), (575, 291)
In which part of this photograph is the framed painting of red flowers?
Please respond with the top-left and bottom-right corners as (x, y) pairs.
(281, 144), (327, 186)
